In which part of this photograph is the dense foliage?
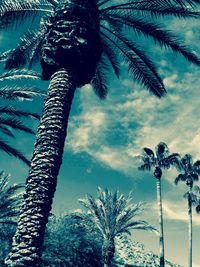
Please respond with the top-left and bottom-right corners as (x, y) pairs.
(41, 213), (103, 267)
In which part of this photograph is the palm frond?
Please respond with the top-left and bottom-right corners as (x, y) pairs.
(99, 0), (200, 11)
(80, 188), (153, 241)
(0, 138), (30, 165)
(0, 117), (35, 134)
(174, 174), (186, 185)
(0, 125), (15, 138)
(193, 160), (200, 174)
(100, 30), (166, 97)
(91, 55), (110, 99)
(0, 106), (40, 120)
(0, 85), (45, 101)
(0, 69), (41, 81)
(0, 0), (52, 30)
(100, 1), (200, 18)
(101, 37), (120, 77)
(5, 28), (46, 69)
(193, 185), (200, 194)
(101, 13), (200, 66)
(155, 142), (169, 161)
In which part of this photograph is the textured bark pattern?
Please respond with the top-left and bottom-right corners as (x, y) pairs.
(156, 179), (165, 267)
(102, 239), (115, 267)
(5, 69), (76, 267)
(41, 0), (102, 85)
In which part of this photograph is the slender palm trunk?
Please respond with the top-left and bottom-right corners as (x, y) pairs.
(102, 238), (115, 267)
(5, 69), (76, 267)
(156, 178), (165, 267)
(188, 186), (193, 267)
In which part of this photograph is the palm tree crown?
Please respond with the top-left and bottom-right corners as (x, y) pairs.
(0, 70), (43, 165)
(139, 142), (179, 177)
(79, 187), (156, 239)
(2, 0), (200, 98)
(174, 154), (200, 187)
(79, 188), (156, 267)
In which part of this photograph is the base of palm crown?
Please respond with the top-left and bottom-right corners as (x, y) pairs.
(154, 167), (162, 179)
(41, 0), (103, 85)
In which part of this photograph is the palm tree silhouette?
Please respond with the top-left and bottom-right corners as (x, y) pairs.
(1, 0), (200, 265)
(79, 187), (156, 267)
(174, 154), (200, 267)
(139, 142), (179, 267)
(0, 70), (42, 165)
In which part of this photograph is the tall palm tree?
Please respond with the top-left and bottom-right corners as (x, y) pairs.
(138, 142), (179, 267)
(174, 154), (200, 267)
(79, 187), (156, 267)
(0, 70), (43, 165)
(1, 0), (200, 265)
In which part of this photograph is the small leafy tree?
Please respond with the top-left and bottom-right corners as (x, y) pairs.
(79, 187), (156, 267)
(41, 212), (103, 267)
(139, 142), (179, 267)
(174, 154), (200, 267)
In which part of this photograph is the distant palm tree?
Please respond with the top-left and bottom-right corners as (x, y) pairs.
(0, 171), (24, 266)
(139, 142), (179, 267)
(2, 1), (200, 265)
(0, 69), (43, 165)
(174, 154), (200, 267)
(79, 187), (156, 267)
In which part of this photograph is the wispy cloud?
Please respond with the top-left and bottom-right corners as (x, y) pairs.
(163, 201), (200, 226)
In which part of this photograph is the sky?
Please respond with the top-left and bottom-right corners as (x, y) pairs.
(0, 3), (200, 267)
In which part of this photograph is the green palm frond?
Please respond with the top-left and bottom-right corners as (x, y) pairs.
(5, 27), (46, 69)
(0, 106), (40, 120)
(100, 37), (120, 78)
(0, 138), (30, 165)
(0, 0), (52, 29)
(0, 171), (24, 223)
(99, 0), (200, 10)
(174, 174), (186, 185)
(193, 160), (200, 174)
(0, 117), (35, 134)
(79, 188), (156, 240)
(101, 28), (166, 97)
(0, 85), (45, 101)
(91, 55), (110, 99)
(0, 69), (41, 81)
(0, 125), (15, 138)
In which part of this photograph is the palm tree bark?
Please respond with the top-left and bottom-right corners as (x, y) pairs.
(102, 238), (115, 267)
(188, 187), (193, 267)
(156, 178), (165, 267)
(5, 69), (76, 267)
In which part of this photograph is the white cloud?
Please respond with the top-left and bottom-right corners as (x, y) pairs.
(163, 201), (200, 226)
(67, 66), (200, 180)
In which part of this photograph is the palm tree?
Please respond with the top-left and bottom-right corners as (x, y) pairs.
(79, 187), (157, 267)
(1, 0), (200, 265)
(0, 70), (43, 165)
(0, 171), (24, 266)
(174, 154), (200, 267)
(139, 142), (179, 267)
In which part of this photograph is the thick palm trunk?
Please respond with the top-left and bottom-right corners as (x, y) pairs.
(5, 69), (76, 267)
(156, 178), (165, 267)
(102, 238), (115, 267)
(188, 187), (193, 267)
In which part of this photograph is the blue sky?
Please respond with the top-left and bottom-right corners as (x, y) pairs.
(0, 7), (200, 267)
